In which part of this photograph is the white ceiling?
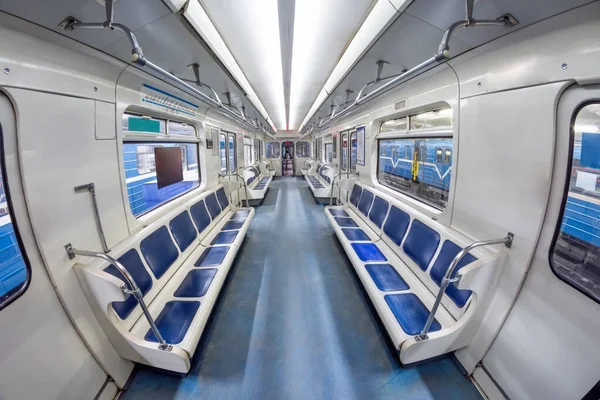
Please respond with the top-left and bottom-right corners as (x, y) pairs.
(304, 0), (594, 130)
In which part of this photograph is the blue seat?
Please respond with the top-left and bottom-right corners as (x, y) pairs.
(329, 208), (349, 217)
(403, 220), (440, 271)
(429, 240), (476, 308)
(190, 200), (211, 233)
(260, 177), (270, 184)
(216, 187), (229, 210)
(384, 293), (441, 335)
(231, 210), (251, 219)
(211, 231), (239, 245)
(349, 185), (363, 207)
(205, 193), (222, 220)
(341, 228), (370, 241)
(383, 206), (410, 246)
(140, 226), (179, 280)
(195, 246), (229, 267)
(366, 264), (410, 292)
(368, 196), (389, 229)
(222, 220), (244, 230)
(105, 249), (153, 320)
(169, 211), (197, 252)
(334, 217), (359, 228)
(351, 243), (387, 262)
(145, 301), (200, 344)
(358, 190), (374, 217)
(174, 269), (218, 297)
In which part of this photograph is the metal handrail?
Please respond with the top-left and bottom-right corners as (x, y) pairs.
(416, 232), (514, 341)
(64, 244), (172, 351)
(219, 172), (250, 208)
(300, 2), (517, 134)
(59, 5), (274, 135)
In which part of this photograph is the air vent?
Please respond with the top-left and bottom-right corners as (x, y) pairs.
(394, 98), (408, 111)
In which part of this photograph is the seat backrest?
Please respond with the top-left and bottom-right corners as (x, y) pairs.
(216, 187), (229, 210)
(190, 199), (211, 234)
(244, 167), (258, 186)
(357, 189), (374, 218)
(368, 196), (390, 231)
(349, 184), (363, 207)
(140, 226), (180, 280)
(169, 211), (197, 253)
(205, 193), (222, 220)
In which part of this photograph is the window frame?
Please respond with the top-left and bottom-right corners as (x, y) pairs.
(0, 125), (31, 311)
(243, 136), (253, 166)
(296, 141), (310, 158)
(549, 100), (600, 304)
(266, 141), (280, 158)
(228, 133), (237, 173)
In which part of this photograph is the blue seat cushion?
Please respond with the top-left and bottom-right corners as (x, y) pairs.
(169, 211), (197, 252)
(195, 246), (229, 267)
(384, 293), (441, 335)
(216, 187), (229, 210)
(329, 208), (349, 217)
(232, 210), (251, 219)
(190, 200), (211, 233)
(366, 264), (410, 292)
(174, 269), (218, 297)
(349, 185), (363, 207)
(334, 217), (359, 228)
(357, 189), (374, 217)
(105, 249), (153, 320)
(403, 220), (440, 271)
(260, 177), (270, 184)
(211, 231), (239, 245)
(383, 206), (411, 246)
(351, 242), (387, 262)
(223, 220), (244, 230)
(140, 226), (179, 280)
(368, 196), (390, 228)
(429, 240), (476, 308)
(205, 193), (222, 220)
(145, 301), (200, 344)
(342, 228), (370, 241)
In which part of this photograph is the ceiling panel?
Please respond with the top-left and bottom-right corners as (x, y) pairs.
(0, 0), (170, 49)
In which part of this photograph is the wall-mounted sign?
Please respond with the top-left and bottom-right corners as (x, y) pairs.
(140, 83), (199, 116)
(206, 138), (214, 149)
(356, 125), (366, 166)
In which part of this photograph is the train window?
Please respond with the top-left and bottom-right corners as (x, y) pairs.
(377, 137), (452, 210)
(122, 113), (166, 134)
(254, 139), (260, 161)
(296, 141), (310, 158)
(325, 143), (333, 163)
(435, 147), (443, 163)
(124, 143), (199, 217)
(550, 103), (600, 302)
(444, 148), (451, 163)
(0, 158), (29, 309)
(244, 136), (253, 166)
(409, 107), (452, 130)
(266, 142), (280, 158)
(167, 120), (196, 137)
(380, 116), (408, 133)
(350, 131), (357, 172)
(219, 133), (227, 173)
(228, 133), (236, 173)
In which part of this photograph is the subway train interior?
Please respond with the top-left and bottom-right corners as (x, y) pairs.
(0, 0), (599, 399)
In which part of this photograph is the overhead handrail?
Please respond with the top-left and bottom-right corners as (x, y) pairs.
(179, 63), (223, 107)
(64, 244), (172, 351)
(301, 0), (518, 134)
(59, 1), (274, 135)
(219, 172), (250, 208)
(416, 232), (514, 341)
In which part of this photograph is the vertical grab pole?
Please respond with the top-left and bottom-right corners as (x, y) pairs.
(74, 183), (109, 253)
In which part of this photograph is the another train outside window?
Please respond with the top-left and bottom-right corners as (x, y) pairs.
(325, 143), (333, 163)
(254, 139), (261, 161)
(124, 143), (199, 217)
(0, 163), (28, 306)
(551, 103), (600, 303)
(377, 138), (452, 210)
(266, 142), (280, 158)
(219, 133), (227, 173)
(296, 141), (310, 158)
(228, 133), (236, 173)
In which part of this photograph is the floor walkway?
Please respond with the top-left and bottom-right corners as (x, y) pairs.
(122, 177), (482, 400)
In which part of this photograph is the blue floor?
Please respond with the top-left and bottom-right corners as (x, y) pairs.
(121, 177), (482, 400)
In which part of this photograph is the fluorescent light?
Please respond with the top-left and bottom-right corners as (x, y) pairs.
(298, 0), (411, 132)
(183, 0), (278, 132)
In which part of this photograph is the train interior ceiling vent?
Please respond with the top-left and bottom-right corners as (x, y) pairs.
(0, 0), (599, 399)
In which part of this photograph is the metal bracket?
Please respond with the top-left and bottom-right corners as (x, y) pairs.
(505, 232), (514, 248)
(65, 243), (76, 260)
(58, 16), (80, 31)
(498, 13), (519, 28)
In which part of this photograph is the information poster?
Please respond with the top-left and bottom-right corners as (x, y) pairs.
(356, 126), (366, 166)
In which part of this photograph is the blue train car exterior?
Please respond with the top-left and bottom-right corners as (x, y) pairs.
(0, 215), (26, 298)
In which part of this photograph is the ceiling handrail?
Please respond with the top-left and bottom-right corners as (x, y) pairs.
(59, 1), (274, 134)
(301, 2), (518, 134)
